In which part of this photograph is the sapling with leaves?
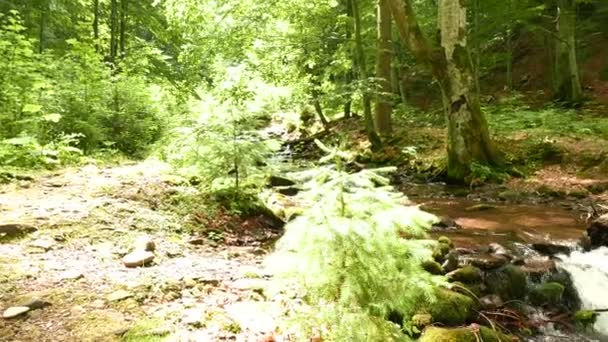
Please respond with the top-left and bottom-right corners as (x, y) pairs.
(269, 142), (445, 341)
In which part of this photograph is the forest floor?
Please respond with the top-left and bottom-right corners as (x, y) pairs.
(0, 162), (290, 342)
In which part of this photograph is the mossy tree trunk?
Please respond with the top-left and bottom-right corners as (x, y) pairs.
(374, 0), (393, 137)
(388, 0), (501, 182)
(554, 0), (583, 104)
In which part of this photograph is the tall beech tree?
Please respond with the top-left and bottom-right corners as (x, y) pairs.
(554, 0), (583, 104)
(388, 0), (501, 182)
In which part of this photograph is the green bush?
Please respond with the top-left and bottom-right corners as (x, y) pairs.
(269, 153), (444, 341)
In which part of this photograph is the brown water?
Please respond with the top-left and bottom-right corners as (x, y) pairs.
(417, 198), (587, 248)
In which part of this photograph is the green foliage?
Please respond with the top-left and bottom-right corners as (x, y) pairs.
(0, 134), (84, 168)
(270, 148), (443, 341)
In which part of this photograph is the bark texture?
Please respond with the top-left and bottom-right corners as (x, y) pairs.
(554, 0), (583, 104)
(374, 0), (393, 136)
(389, 0), (500, 182)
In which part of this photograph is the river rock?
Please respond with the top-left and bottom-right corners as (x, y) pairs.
(432, 216), (460, 231)
(479, 294), (503, 310)
(441, 250), (459, 273)
(21, 298), (51, 310)
(486, 265), (527, 300)
(466, 254), (508, 270)
(520, 257), (556, 278)
(0, 224), (37, 237)
(529, 282), (565, 306)
(267, 176), (296, 187)
(107, 290), (133, 302)
(532, 242), (573, 256)
(587, 214), (608, 248)
(2, 306), (30, 319)
(134, 235), (156, 252)
(446, 265), (482, 284)
(488, 243), (512, 259)
(122, 250), (154, 268)
(29, 238), (56, 252)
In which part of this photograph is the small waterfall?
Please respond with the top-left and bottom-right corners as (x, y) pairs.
(557, 247), (608, 338)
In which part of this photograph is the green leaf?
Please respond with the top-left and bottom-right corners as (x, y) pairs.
(42, 113), (62, 123)
(22, 104), (42, 113)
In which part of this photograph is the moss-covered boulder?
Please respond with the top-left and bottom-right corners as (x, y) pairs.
(529, 282), (564, 306)
(419, 326), (513, 342)
(447, 265), (482, 284)
(486, 265), (527, 300)
(573, 310), (598, 328)
(423, 289), (476, 326)
(433, 242), (452, 262)
(450, 281), (484, 298)
(421, 260), (444, 275)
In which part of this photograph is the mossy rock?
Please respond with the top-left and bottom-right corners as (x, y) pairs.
(411, 313), (432, 329)
(529, 282), (564, 306)
(464, 204), (497, 212)
(424, 289), (476, 326)
(450, 281), (484, 299)
(421, 260), (444, 275)
(433, 242), (452, 262)
(419, 326), (513, 342)
(573, 310), (598, 328)
(498, 190), (524, 202)
(485, 265), (527, 300)
(437, 236), (454, 247)
(447, 265), (482, 284)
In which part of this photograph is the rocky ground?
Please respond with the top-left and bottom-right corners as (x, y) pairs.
(0, 162), (292, 342)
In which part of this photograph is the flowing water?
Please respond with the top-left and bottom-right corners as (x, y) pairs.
(417, 198), (586, 248)
(557, 248), (608, 341)
(411, 195), (608, 341)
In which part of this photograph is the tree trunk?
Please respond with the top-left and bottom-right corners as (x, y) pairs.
(312, 89), (330, 129)
(344, 0), (354, 118)
(505, 0), (515, 91)
(554, 0), (583, 104)
(389, 0), (501, 182)
(374, 0), (393, 136)
(93, 0), (100, 52)
(110, 0), (118, 64)
(119, 0), (128, 56)
(472, 0), (481, 93)
(352, 0), (382, 150)
(38, 0), (48, 53)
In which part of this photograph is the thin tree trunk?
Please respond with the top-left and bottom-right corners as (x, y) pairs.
(312, 93), (330, 129)
(352, 0), (382, 150)
(389, 0), (501, 182)
(344, 0), (354, 118)
(374, 0), (393, 136)
(93, 0), (100, 52)
(506, 0), (513, 90)
(38, 0), (48, 53)
(554, 0), (583, 104)
(119, 0), (128, 56)
(110, 0), (118, 64)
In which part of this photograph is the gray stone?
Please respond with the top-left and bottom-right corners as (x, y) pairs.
(122, 250), (154, 268)
(28, 238), (56, 251)
(3, 306), (30, 319)
(107, 290), (133, 302)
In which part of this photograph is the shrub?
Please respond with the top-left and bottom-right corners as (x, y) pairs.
(269, 148), (444, 341)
